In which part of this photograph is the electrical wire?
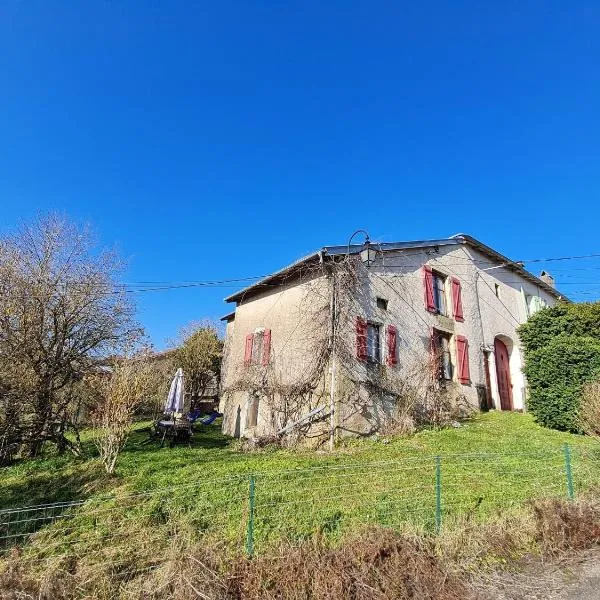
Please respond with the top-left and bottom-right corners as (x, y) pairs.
(11, 251), (600, 297)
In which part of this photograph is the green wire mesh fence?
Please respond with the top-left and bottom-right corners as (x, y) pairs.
(1, 444), (597, 567)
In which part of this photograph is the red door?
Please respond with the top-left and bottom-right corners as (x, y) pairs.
(494, 338), (513, 410)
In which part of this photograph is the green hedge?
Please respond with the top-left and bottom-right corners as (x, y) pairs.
(518, 303), (600, 432)
(519, 303), (600, 354)
(523, 335), (600, 431)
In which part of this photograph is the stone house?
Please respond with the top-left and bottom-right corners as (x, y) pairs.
(219, 234), (564, 443)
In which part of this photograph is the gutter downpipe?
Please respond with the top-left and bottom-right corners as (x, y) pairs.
(328, 257), (337, 452)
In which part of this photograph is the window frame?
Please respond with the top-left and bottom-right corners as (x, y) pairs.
(431, 270), (448, 316)
(246, 393), (260, 428)
(250, 331), (264, 365)
(366, 321), (382, 364)
(244, 328), (271, 367)
(432, 329), (454, 381)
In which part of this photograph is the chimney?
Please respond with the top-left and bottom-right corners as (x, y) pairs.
(539, 270), (555, 288)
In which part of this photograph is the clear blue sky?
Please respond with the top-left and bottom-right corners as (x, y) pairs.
(2, 1), (599, 348)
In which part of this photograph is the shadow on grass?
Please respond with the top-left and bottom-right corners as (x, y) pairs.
(124, 420), (231, 453)
(0, 421), (232, 515)
(0, 460), (112, 552)
(0, 461), (109, 513)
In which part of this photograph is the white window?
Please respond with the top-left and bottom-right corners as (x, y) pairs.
(366, 323), (381, 363)
(432, 272), (447, 316)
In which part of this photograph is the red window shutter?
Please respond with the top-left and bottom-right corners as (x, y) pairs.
(455, 335), (470, 384)
(423, 266), (435, 313)
(244, 333), (254, 366)
(356, 317), (368, 362)
(262, 329), (271, 366)
(451, 277), (464, 322)
(386, 325), (398, 366)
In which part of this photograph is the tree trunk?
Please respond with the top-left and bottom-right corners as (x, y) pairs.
(27, 389), (53, 457)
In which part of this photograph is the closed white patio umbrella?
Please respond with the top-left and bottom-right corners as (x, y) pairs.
(165, 368), (185, 415)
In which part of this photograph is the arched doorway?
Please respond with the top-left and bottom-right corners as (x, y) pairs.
(494, 337), (513, 410)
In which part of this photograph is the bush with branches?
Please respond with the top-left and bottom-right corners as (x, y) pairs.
(90, 352), (157, 474)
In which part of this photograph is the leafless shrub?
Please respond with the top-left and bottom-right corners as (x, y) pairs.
(90, 352), (157, 474)
(227, 528), (467, 600)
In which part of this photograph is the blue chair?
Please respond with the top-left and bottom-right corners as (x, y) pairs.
(187, 409), (222, 427)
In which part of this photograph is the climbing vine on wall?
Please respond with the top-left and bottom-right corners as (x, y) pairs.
(224, 256), (471, 446)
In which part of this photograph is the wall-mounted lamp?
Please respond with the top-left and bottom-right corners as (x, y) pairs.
(347, 230), (378, 267)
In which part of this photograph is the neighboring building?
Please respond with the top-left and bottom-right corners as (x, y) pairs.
(219, 234), (564, 442)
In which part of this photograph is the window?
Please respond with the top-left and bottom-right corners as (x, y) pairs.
(525, 293), (547, 317)
(246, 394), (260, 428)
(424, 266), (448, 315)
(244, 329), (272, 366)
(432, 330), (453, 381)
(432, 272), (447, 315)
(366, 323), (381, 363)
(376, 297), (388, 310)
(251, 332), (264, 364)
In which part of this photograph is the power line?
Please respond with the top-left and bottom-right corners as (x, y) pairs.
(523, 252), (600, 263)
(9, 251), (600, 297)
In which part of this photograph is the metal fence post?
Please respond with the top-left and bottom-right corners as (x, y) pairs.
(564, 444), (575, 500)
(435, 456), (442, 534)
(246, 475), (256, 556)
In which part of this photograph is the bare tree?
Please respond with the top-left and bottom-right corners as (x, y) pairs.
(90, 352), (156, 474)
(173, 321), (223, 405)
(0, 215), (139, 458)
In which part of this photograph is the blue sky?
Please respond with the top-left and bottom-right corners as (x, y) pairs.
(1, 1), (599, 348)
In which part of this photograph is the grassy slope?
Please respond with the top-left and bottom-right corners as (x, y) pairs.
(1, 411), (596, 504)
(1, 412), (600, 558)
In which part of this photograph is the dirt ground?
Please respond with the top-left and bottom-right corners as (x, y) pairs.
(474, 548), (600, 600)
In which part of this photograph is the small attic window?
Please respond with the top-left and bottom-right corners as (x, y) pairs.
(376, 297), (388, 310)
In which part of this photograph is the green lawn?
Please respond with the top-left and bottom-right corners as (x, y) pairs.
(1, 411), (600, 564)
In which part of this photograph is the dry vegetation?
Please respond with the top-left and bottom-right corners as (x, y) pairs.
(578, 380), (600, 439)
(2, 497), (600, 599)
(90, 353), (158, 474)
